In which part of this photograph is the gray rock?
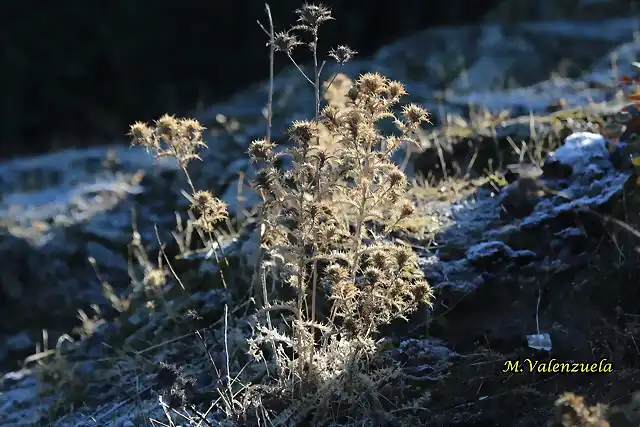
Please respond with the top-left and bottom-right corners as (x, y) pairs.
(86, 241), (128, 273)
(6, 332), (33, 353)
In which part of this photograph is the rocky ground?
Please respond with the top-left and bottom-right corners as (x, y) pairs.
(1, 16), (640, 427)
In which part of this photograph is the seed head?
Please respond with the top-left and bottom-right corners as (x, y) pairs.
(388, 166), (406, 187)
(156, 362), (181, 389)
(155, 114), (179, 140)
(370, 251), (389, 270)
(288, 120), (319, 145)
(180, 118), (205, 141)
(144, 268), (167, 289)
(129, 116), (207, 166)
(363, 267), (383, 284)
(401, 104), (431, 129)
(346, 85), (359, 102)
(329, 45), (357, 65)
(248, 139), (276, 162)
(414, 279), (434, 306)
(295, 3), (333, 30)
(321, 104), (342, 130)
(191, 190), (215, 212)
(129, 121), (153, 147)
(254, 168), (277, 193)
(316, 149), (327, 168)
(190, 190), (228, 231)
(385, 81), (407, 102)
(273, 31), (301, 55)
(344, 109), (365, 128)
(308, 203), (320, 219)
(325, 263), (349, 283)
(394, 247), (412, 268)
(399, 201), (416, 218)
(357, 73), (388, 96)
(385, 136), (401, 153)
(185, 309), (202, 320)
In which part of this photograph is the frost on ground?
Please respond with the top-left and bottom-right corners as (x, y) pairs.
(419, 132), (632, 295)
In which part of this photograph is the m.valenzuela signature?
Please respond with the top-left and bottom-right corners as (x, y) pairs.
(502, 359), (613, 374)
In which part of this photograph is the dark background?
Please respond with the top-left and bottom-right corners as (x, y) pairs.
(0, 0), (633, 160)
(0, 0), (503, 160)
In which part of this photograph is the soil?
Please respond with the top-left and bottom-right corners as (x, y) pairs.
(422, 233), (640, 426)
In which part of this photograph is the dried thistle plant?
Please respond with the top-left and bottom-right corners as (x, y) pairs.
(122, 4), (436, 425)
(130, 114), (206, 170)
(128, 114), (228, 238)
(129, 115), (243, 423)
(552, 392), (610, 427)
(249, 3), (434, 399)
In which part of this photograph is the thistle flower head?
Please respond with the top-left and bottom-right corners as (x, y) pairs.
(346, 85), (359, 102)
(363, 266), (383, 284)
(369, 250), (389, 271)
(253, 168), (278, 193)
(295, 3), (333, 30)
(144, 268), (167, 289)
(387, 166), (406, 187)
(190, 190), (228, 232)
(325, 263), (349, 282)
(357, 72), (388, 96)
(180, 118), (205, 141)
(273, 31), (301, 55)
(329, 45), (357, 65)
(155, 114), (179, 140)
(385, 81), (407, 102)
(399, 200), (416, 218)
(248, 138), (276, 162)
(401, 104), (431, 130)
(288, 120), (319, 145)
(129, 121), (154, 147)
(128, 115), (208, 167)
(394, 246), (413, 268)
(321, 104), (343, 130)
